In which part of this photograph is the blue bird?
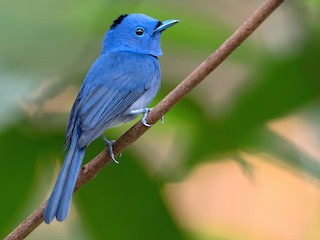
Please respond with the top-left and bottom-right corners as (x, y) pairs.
(44, 14), (179, 224)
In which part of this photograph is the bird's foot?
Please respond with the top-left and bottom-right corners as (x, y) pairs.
(102, 135), (118, 164)
(130, 108), (164, 127)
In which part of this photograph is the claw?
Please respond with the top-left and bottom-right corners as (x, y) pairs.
(130, 108), (153, 127)
(142, 109), (153, 127)
(102, 135), (119, 164)
(161, 116), (165, 124)
(130, 108), (165, 127)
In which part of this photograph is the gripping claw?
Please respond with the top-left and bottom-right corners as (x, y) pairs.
(102, 135), (118, 164)
(141, 108), (153, 127)
(130, 108), (153, 127)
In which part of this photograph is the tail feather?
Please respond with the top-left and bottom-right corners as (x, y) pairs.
(44, 128), (85, 224)
(56, 146), (84, 221)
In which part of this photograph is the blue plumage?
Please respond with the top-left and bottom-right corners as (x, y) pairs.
(44, 14), (179, 223)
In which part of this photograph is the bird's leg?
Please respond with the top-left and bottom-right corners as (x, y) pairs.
(101, 135), (118, 164)
(130, 108), (164, 127)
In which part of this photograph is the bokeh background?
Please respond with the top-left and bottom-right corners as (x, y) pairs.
(1, 0), (320, 239)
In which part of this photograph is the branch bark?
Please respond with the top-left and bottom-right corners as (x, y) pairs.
(4, 0), (284, 239)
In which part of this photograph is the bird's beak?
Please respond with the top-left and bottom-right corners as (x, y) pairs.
(153, 19), (180, 33)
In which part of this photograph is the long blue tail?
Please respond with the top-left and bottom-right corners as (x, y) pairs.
(44, 128), (85, 224)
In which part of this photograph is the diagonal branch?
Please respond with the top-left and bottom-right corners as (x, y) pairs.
(4, 0), (284, 239)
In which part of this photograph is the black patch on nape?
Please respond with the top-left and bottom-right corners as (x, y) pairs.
(110, 14), (128, 30)
(155, 21), (162, 29)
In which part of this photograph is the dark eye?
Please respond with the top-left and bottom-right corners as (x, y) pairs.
(135, 27), (145, 36)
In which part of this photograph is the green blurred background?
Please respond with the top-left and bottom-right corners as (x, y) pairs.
(1, 0), (320, 239)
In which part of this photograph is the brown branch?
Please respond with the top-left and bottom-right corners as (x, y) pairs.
(4, 0), (284, 239)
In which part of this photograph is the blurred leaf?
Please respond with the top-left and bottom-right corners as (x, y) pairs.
(245, 127), (320, 179)
(0, 121), (62, 238)
(175, 30), (320, 167)
(76, 153), (185, 240)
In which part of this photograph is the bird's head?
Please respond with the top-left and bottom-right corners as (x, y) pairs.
(101, 14), (179, 57)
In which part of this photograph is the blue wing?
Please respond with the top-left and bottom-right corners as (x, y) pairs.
(64, 52), (160, 149)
